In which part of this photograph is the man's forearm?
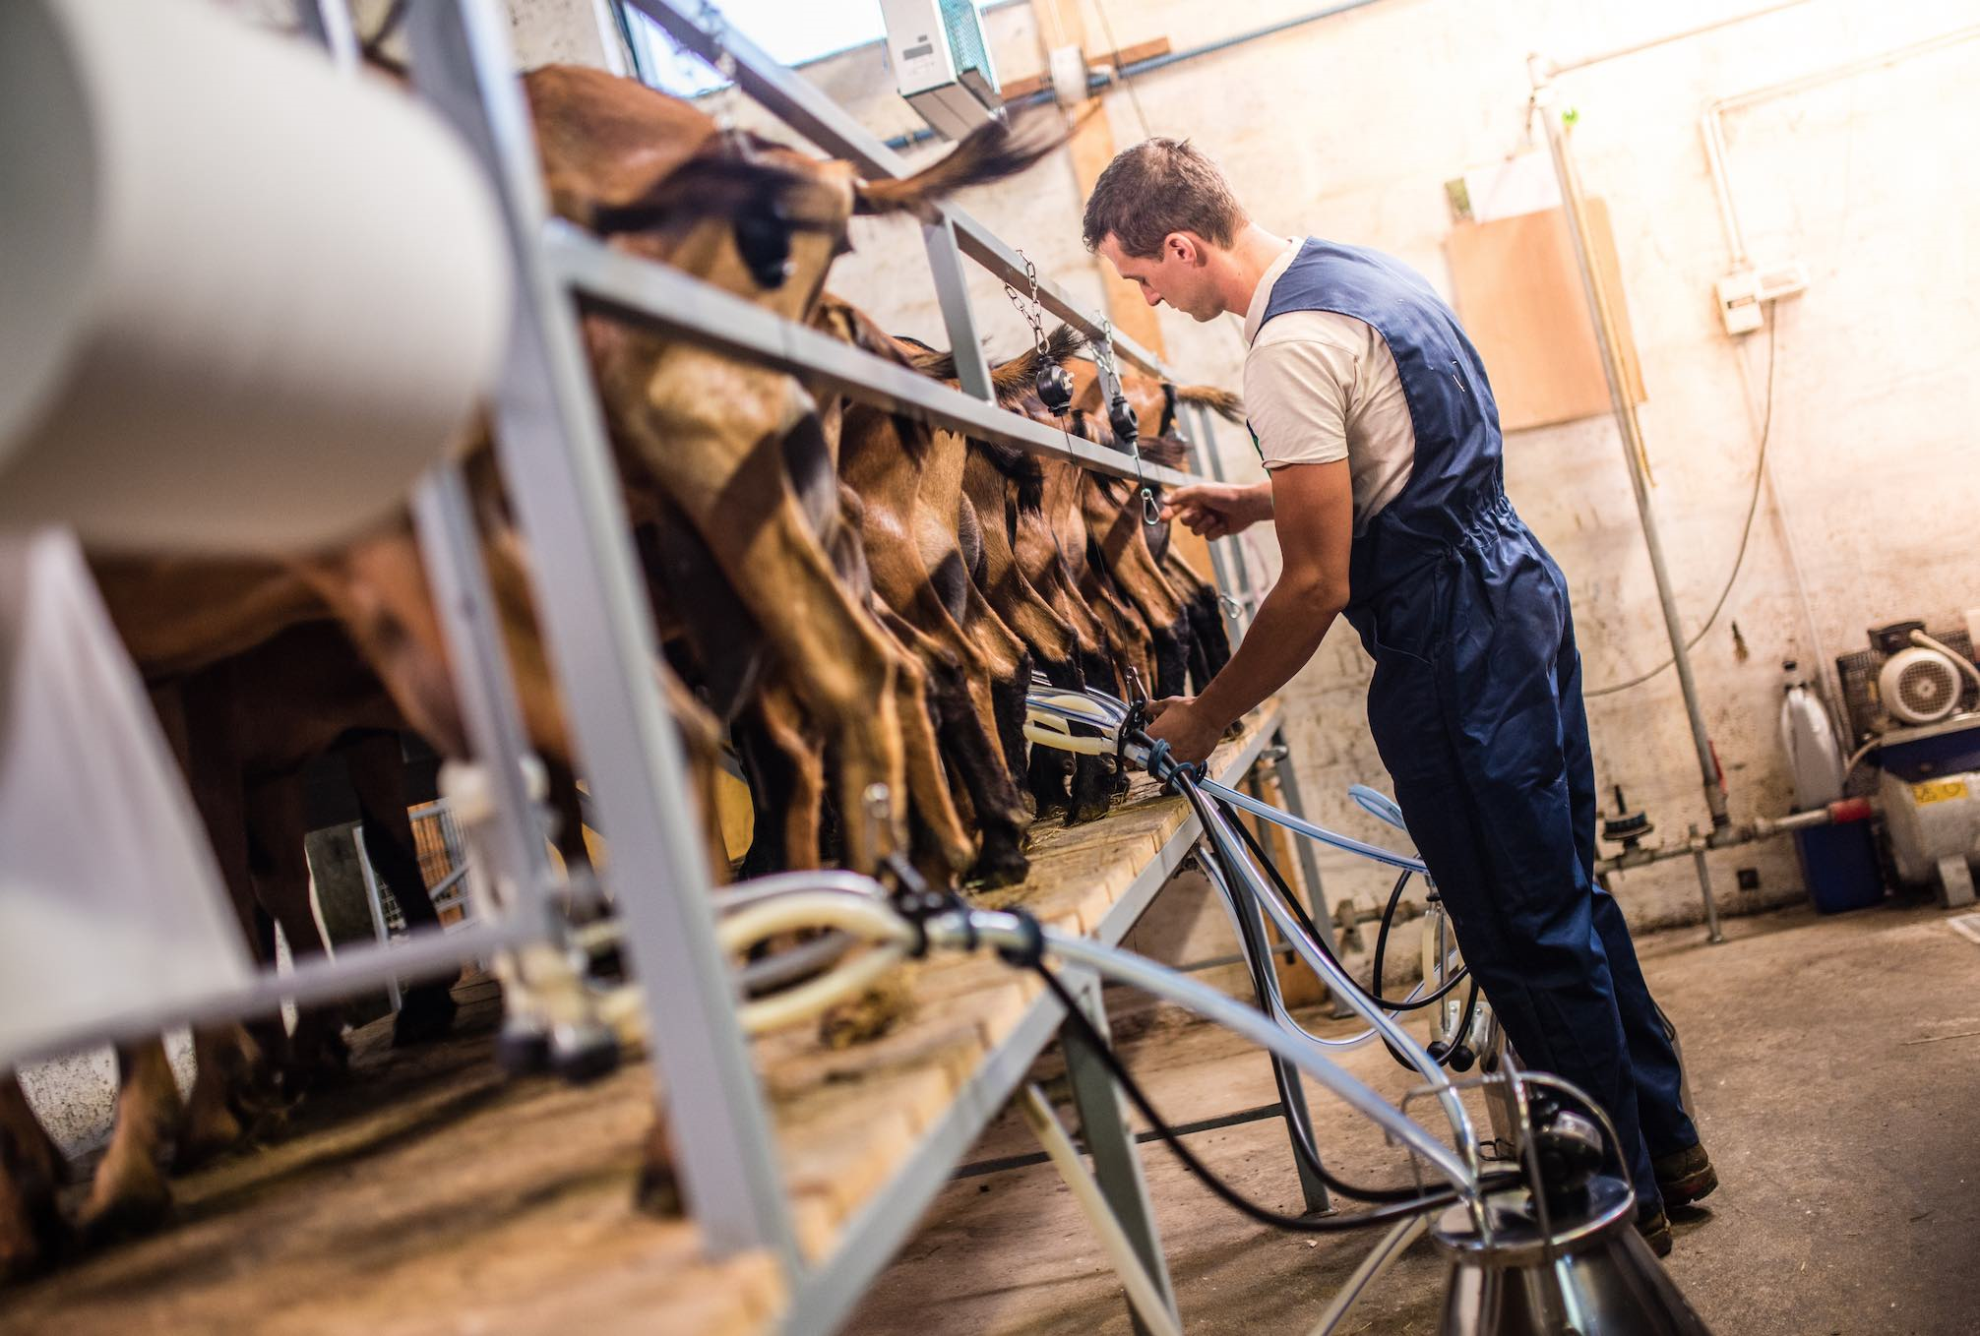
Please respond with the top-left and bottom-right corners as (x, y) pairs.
(1192, 575), (1340, 727)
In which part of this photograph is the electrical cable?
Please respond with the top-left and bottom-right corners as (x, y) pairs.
(1588, 308), (1779, 697)
(1032, 963), (1504, 1229)
(1091, 0), (1155, 141)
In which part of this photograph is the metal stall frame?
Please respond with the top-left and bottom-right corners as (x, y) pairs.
(7, 2), (1357, 1331)
(415, 0), (1359, 1326)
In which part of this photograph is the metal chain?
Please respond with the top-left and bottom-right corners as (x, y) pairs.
(1098, 316), (1161, 524)
(1093, 315), (1120, 382)
(1002, 248), (1050, 358)
(696, 0), (740, 131)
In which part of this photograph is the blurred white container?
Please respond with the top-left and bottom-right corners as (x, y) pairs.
(1780, 664), (1845, 810)
(0, 0), (511, 553)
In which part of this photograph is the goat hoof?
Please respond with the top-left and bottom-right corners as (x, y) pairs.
(391, 983), (459, 1047)
(963, 850), (1030, 891)
(76, 1158), (171, 1251)
(280, 1020), (351, 1095)
(494, 1019), (553, 1078)
(172, 1099), (245, 1173)
(550, 1023), (621, 1086)
(635, 1107), (683, 1217)
(0, 1175), (68, 1287)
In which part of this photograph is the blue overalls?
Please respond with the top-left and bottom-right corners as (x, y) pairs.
(1256, 239), (1698, 1211)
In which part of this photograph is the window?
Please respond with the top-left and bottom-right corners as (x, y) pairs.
(620, 0), (889, 96)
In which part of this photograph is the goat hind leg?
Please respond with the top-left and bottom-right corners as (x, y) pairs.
(175, 1025), (277, 1170)
(882, 634), (976, 878)
(0, 1073), (68, 1284)
(76, 1041), (179, 1247)
(345, 733), (460, 1047)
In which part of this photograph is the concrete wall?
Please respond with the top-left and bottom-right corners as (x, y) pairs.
(701, 0), (1980, 934)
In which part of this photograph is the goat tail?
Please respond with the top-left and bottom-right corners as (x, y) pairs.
(1176, 384), (1246, 423)
(854, 111), (1066, 221)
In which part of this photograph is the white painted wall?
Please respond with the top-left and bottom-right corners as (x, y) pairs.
(704, 0), (1980, 933)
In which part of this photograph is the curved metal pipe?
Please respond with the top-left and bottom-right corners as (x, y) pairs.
(1201, 777), (1427, 873)
(1179, 776), (1479, 1169)
(939, 910), (1476, 1193)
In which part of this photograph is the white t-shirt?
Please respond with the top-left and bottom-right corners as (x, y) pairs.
(1242, 240), (1415, 531)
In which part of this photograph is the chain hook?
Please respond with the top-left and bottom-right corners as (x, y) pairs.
(1006, 248), (1071, 414)
(1095, 317), (1156, 512)
(696, 0), (741, 132)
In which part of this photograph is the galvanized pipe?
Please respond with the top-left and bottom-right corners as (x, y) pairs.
(1689, 836), (1725, 946)
(884, 0), (1390, 149)
(1537, 0), (1815, 79)
(1534, 84), (1729, 832)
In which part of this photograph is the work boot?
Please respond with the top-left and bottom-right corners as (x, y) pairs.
(1636, 1204), (1673, 1258)
(1653, 1142), (1718, 1207)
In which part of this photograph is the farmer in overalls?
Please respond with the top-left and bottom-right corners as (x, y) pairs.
(1081, 138), (1714, 1253)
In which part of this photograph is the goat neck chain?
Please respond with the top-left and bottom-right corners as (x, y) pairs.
(1097, 318), (1161, 526)
(1002, 249), (1051, 360)
(693, 0), (742, 131)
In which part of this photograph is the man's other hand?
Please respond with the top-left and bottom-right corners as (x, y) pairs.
(1144, 695), (1223, 766)
(1161, 481), (1270, 541)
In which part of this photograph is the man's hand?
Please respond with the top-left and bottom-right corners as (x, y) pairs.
(1161, 481), (1271, 541)
(1144, 695), (1225, 767)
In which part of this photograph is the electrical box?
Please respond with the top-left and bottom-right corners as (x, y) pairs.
(881, 0), (1003, 141)
(1715, 259), (1809, 336)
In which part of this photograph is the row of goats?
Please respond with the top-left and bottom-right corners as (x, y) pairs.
(0, 64), (1246, 1282)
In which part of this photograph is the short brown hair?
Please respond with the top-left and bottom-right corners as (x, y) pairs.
(1081, 138), (1247, 258)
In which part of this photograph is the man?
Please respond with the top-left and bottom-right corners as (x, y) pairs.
(1081, 139), (1713, 1253)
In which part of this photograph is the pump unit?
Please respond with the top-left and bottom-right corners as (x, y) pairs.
(880, 0), (1003, 141)
(1837, 621), (1980, 744)
(1838, 620), (1980, 907)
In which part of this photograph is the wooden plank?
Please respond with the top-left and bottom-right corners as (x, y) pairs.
(1445, 199), (1646, 433)
(1098, 37), (1173, 70)
(1, 1025), (786, 1336)
(758, 708), (1276, 1270)
(999, 38), (1173, 99)
(8, 708), (1270, 1336)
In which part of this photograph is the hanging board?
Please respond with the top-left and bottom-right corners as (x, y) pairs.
(1445, 199), (1647, 433)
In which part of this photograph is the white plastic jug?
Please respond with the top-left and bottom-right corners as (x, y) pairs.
(1780, 668), (1844, 810)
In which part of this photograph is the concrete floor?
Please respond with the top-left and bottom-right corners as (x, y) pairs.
(846, 899), (1980, 1336)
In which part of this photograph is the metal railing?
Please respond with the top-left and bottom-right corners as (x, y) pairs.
(396, 0), (1302, 1321)
(13, 5), (1327, 1333)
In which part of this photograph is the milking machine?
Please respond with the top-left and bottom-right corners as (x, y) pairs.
(716, 681), (1717, 1334)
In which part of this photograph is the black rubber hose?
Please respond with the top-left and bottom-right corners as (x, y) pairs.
(1227, 812), (1466, 1014)
(1033, 964), (1504, 1230)
(1219, 794), (1469, 1084)
(1210, 846), (1439, 1205)
(1445, 975), (1481, 1064)
(1365, 869), (1469, 1012)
